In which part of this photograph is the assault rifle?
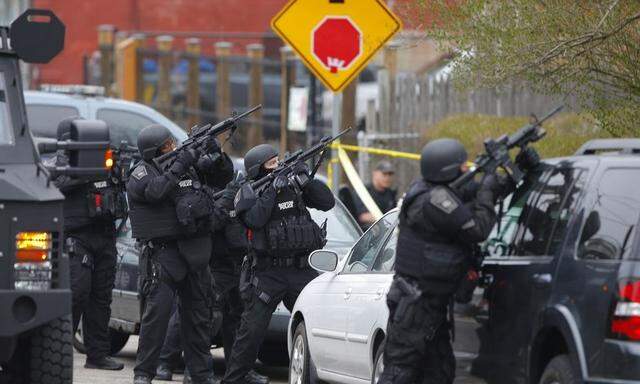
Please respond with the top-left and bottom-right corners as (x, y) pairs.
(155, 104), (262, 165)
(213, 128), (351, 199)
(450, 105), (563, 190)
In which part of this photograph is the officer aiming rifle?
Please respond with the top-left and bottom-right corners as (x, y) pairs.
(227, 128), (350, 202)
(154, 104), (262, 168)
(450, 105), (563, 190)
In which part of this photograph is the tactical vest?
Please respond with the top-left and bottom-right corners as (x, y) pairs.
(63, 178), (127, 232)
(252, 186), (326, 257)
(174, 171), (214, 236)
(128, 161), (185, 241)
(395, 180), (471, 295)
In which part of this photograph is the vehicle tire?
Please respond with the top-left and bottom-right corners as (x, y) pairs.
(109, 330), (130, 355)
(289, 322), (311, 384)
(30, 315), (73, 384)
(73, 315), (130, 356)
(72, 317), (86, 355)
(539, 355), (580, 384)
(371, 341), (385, 384)
(259, 345), (290, 367)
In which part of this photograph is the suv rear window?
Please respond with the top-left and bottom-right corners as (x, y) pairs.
(578, 168), (640, 260)
(96, 108), (155, 147)
(26, 104), (79, 138)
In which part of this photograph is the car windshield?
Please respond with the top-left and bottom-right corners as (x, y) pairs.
(0, 72), (15, 145)
(309, 201), (361, 244)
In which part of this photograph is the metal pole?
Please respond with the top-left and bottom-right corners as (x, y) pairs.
(331, 92), (343, 192)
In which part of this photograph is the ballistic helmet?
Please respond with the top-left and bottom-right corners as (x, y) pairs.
(137, 124), (172, 161)
(56, 116), (83, 141)
(420, 138), (467, 183)
(244, 144), (278, 179)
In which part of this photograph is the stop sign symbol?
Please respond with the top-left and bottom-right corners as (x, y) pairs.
(312, 17), (362, 74)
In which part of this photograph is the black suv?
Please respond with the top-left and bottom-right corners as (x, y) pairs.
(474, 139), (640, 384)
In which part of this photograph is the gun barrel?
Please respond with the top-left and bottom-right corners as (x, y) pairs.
(234, 104), (262, 120)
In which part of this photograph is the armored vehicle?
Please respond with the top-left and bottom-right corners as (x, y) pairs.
(0, 9), (110, 384)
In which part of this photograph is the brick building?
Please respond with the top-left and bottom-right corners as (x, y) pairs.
(30, 0), (439, 86)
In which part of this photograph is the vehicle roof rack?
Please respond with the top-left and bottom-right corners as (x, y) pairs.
(40, 84), (106, 97)
(574, 139), (640, 156)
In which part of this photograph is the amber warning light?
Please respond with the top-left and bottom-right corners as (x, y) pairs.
(15, 232), (51, 262)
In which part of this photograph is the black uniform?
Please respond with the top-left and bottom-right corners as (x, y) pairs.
(50, 151), (126, 364)
(128, 154), (222, 383)
(222, 176), (335, 384)
(378, 178), (497, 384)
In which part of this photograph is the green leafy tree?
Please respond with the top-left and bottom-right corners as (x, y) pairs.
(399, 0), (640, 136)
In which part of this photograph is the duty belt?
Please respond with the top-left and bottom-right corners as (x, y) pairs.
(270, 255), (309, 269)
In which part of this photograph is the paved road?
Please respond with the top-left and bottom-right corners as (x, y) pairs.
(73, 336), (485, 384)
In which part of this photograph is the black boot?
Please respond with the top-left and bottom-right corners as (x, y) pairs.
(133, 375), (152, 384)
(244, 370), (269, 384)
(183, 368), (192, 384)
(156, 362), (173, 381)
(85, 356), (125, 370)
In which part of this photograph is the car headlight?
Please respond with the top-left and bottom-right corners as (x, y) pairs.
(14, 232), (52, 290)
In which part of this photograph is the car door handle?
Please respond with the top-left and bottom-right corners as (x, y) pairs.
(344, 288), (352, 300)
(532, 273), (552, 287)
(374, 288), (384, 300)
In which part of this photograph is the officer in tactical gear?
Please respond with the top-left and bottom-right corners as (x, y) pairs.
(378, 138), (523, 384)
(129, 124), (227, 384)
(221, 144), (335, 384)
(48, 117), (126, 371)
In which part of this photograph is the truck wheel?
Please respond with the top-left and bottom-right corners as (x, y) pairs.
(30, 315), (73, 384)
(259, 344), (289, 367)
(371, 341), (385, 384)
(539, 355), (580, 384)
(72, 318), (86, 354)
(109, 330), (130, 355)
(289, 322), (310, 384)
(73, 315), (130, 356)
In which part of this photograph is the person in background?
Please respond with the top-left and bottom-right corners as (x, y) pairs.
(352, 160), (397, 228)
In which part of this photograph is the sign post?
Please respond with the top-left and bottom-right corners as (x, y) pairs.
(271, 0), (402, 189)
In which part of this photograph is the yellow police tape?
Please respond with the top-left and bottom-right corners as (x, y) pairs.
(337, 147), (384, 220)
(329, 143), (421, 160)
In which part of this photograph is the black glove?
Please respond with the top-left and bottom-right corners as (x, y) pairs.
(480, 172), (500, 194)
(170, 148), (200, 177)
(203, 136), (221, 155)
(220, 181), (240, 209)
(291, 162), (311, 189)
(515, 147), (540, 171)
(272, 174), (289, 191)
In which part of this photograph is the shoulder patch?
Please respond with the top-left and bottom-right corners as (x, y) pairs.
(132, 165), (148, 180)
(429, 186), (460, 214)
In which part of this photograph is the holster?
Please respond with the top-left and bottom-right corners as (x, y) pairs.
(239, 254), (256, 302)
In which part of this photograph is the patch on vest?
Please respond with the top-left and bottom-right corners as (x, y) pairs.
(429, 186), (459, 214)
(278, 201), (294, 210)
(132, 165), (148, 180)
(229, 210), (237, 218)
(179, 179), (193, 188)
(93, 181), (107, 189)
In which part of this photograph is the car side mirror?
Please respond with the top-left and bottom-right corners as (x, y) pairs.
(309, 250), (339, 273)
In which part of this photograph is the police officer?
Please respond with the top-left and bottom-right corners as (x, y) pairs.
(378, 138), (513, 384)
(222, 144), (335, 384)
(50, 117), (126, 371)
(128, 124), (228, 384)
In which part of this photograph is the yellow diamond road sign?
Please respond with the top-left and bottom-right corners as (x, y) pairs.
(272, 0), (402, 93)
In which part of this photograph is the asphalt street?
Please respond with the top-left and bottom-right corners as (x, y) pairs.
(73, 336), (485, 384)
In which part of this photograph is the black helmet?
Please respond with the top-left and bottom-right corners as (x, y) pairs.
(420, 138), (467, 183)
(137, 124), (172, 161)
(244, 144), (278, 179)
(56, 116), (83, 141)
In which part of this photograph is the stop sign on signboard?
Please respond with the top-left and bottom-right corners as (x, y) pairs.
(312, 17), (362, 74)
